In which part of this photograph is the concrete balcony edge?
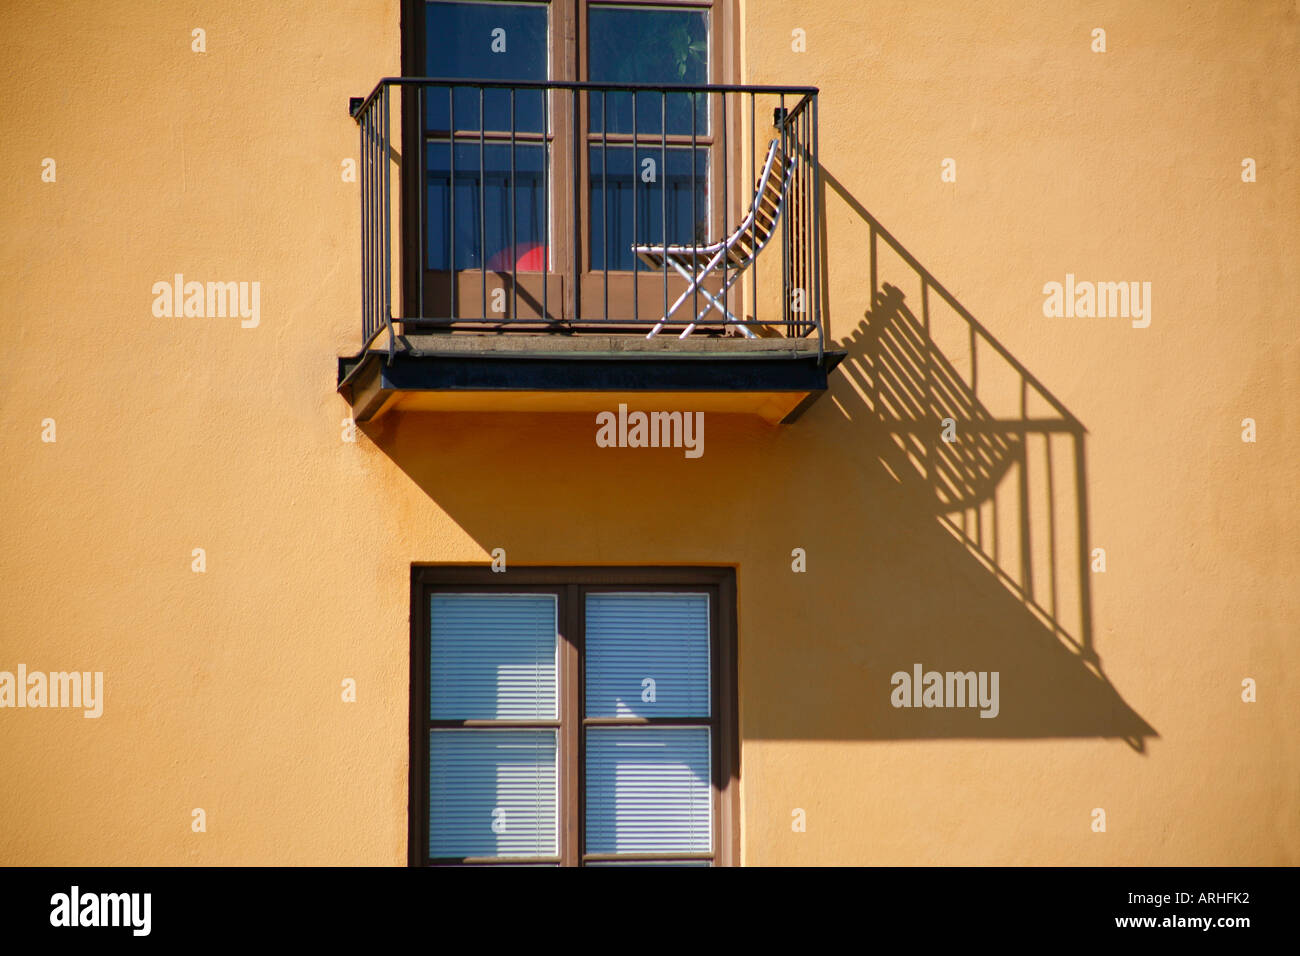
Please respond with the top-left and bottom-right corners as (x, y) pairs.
(338, 334), (846, 426)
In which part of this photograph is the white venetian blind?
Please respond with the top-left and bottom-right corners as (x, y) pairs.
(585, 592), (710, 718)
(429, 729), (558, 858)
(430, 593), (557, 720)
(584, 727), (712, 854)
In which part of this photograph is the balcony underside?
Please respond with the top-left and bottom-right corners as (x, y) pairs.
(338, 334), (846, 425)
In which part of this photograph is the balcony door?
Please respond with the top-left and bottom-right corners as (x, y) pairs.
(403, 0), (735, 327)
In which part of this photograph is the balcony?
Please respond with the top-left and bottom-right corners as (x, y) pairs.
(337, 78), (843, 425)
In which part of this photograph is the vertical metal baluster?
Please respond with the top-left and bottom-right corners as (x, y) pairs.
(373, 103), (379, 337)
(800, 103), (808, 337)
(661, 89), (667, 330)
(779, 93), (788, 333)
(361, 105), (369, 341)
(371, 104), (378, 339)
(800, 104), (811, 340)
(480, 86), (487, 323)
(690, 87), (698, 328)
(784, 102), (793, 335)
(543, 85), (549, 321)
(364, 104), (370, 340)
(365, 105), (370, 339)
(721, 90), (727, 332)
(632, 92), (638, 324)
(602, 87), (608, 321)
(780, 102), (790, 335)
(510, 88), (517, 322)
(383, 88), (391, 348)
(418, 85), (426, 323)
(375, 101), (381, 339)
(572, 88), (580, 323)
(750, 92), (756, 329)
(800, 104), (808, 337)
(812, 93), (822, 360)
(797, 97), (803, 337)
(790, 103), (799, 336)
(374, 100), (380, 336)
(449, 86), (456, 321)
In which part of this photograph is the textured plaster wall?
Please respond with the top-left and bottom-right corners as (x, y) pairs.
(0, 1), (1296, 865)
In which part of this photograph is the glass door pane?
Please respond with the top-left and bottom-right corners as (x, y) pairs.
(422, 1), (555, 321)
(583, 4), (717, 323)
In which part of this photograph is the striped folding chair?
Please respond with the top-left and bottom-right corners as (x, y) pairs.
(634, 136), (797, 339)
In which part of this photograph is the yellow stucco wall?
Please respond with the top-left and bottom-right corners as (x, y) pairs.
(1, 1), (1296, 865)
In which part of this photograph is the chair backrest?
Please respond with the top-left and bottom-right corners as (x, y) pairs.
(631, 135), (797, 272)
(724, 136), (798, 268)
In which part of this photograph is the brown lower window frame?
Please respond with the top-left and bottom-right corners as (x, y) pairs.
(409, 565), (740, 866)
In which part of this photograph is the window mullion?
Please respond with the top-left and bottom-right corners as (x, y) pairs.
(562, 582), (582, 865)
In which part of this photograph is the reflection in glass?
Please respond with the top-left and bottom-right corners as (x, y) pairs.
(588, 6), (709, 136)
(424, 1), (549, 133)
(427, 142), (548, 271)
(589, 146), (707, 272)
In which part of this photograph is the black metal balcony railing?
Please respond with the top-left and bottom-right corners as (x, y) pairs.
(351, 78), (822, 359)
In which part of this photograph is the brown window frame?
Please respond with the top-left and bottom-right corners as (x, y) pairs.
(400, 0), (743, 325)
(409, 565), (740, 866)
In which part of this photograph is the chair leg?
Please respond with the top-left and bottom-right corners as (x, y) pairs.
(646, 249), (727, 339)
(646, 272), (702, 339)
(678, 270), (754, 339)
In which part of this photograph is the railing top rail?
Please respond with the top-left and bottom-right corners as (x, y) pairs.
(351, 76), (817, 121)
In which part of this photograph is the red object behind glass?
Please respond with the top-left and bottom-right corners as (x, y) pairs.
(485, 242), (547, 272)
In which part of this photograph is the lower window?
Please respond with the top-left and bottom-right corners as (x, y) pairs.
(410, 566), (738, 866)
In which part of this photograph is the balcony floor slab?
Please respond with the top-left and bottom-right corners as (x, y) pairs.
(338, 333), (845, 426)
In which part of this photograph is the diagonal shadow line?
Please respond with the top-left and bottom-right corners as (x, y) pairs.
(352, 157), (1157, 750)
(817, 164), (1154, 750)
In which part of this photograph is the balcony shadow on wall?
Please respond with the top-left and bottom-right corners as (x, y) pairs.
(796, 166), (1155, 749)
(353, 171), (1156, 751)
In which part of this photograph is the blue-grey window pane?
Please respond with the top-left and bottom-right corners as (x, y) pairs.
(589, 147), (708, 271)
(429, 729), (558, 858)
(424, 1), (548, 133)
(426, 143), (548, 271)
(585, 727), (712, 855)
(585, 592), (711, 717)
(589, 7), (709, 136)
(430, 593), (557, 719)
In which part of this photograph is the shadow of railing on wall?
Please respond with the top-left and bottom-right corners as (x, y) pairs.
(819, 168), (1145, 743)
(843, 279), (1095, 666)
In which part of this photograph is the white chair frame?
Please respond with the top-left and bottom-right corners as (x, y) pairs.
(634, 137), (797, 339)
